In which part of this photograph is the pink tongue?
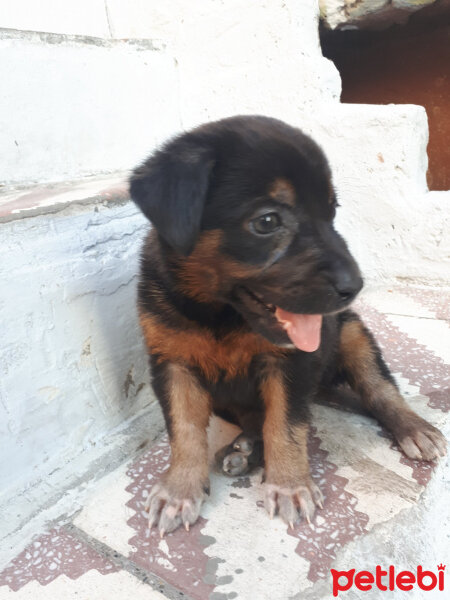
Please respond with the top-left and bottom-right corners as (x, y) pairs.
(275, 308), (323, 352)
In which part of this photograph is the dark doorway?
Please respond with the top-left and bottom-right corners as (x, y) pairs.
(320, 7), (450, 191)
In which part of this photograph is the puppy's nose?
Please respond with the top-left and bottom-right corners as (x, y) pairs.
(333, 271), (363, 301)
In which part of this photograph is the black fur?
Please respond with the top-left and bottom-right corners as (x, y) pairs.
(131, 115), (364, 429)
(131, 142), (215, 255)
(129, 115), (446, 533)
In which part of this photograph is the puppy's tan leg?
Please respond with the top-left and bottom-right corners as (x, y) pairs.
(339, 316), (447, 460)
(145, 362), (211, 535)
(260, 361), (323, 527)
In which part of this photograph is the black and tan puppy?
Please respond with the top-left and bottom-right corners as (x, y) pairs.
(130, 115), (446, 535)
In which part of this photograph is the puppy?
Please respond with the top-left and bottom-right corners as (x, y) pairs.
(130, 115), (446, 535)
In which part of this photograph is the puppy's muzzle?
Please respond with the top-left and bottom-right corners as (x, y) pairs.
(331, 269), (364, 303)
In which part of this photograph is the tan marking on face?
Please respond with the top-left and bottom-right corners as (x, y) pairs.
(269, 178), (296, 208)
(260, 361), (310, 487)
(177, 229), (262, 303)
(139, 310), (285, 382)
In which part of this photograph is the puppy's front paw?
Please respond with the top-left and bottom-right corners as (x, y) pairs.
(396, 415), (447, 461)
(144, 475), (209, 536)
(264, 478), (323, 527)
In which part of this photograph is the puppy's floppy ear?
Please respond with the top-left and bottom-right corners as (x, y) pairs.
(130, 137), (215, 255)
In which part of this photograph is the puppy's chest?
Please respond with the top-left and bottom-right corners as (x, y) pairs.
(140, 310), (281, 381)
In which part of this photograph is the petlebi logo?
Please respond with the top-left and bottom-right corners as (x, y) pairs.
(331, 564), (446, 597)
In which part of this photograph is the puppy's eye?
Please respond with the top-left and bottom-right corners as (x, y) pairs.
(251, 212), (281, 235)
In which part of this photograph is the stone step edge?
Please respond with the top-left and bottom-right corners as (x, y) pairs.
(0, 172), (130, 223)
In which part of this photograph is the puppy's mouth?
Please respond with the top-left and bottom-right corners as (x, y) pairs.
(232, 287), (322, 352)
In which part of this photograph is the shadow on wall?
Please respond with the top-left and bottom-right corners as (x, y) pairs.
(72, 210), (152, 422)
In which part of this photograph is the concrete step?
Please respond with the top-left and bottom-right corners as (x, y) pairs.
(300, 103), (450, 285)
(0, 174), (158, 564)
(0, 28), (179, 186)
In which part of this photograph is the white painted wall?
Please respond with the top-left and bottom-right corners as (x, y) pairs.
(0, 199), (150, 496)
(0, 0), (111, 38)
(303, 104), (449, 286)
(1, 1), (447, 284)
(0, 1), (340, 185)
(0, 32), (179, 185)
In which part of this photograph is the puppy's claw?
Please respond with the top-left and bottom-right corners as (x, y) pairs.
(264, 480), (322, 526)
(264, 490), (277, 520)
(159, 528), (165, 539)
(311, 482), (325, 511)
(184, 522), (190, 532)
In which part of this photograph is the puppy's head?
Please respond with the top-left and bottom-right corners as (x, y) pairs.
(130, 115), (363, 351)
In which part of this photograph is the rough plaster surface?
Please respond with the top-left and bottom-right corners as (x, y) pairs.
(1, 0), (447, 286)
(143, 0), (341, 128)
(0, 197), (152, 501)
(320, 0), (438, 29)
(1, 1), (447, 282)
(301, 104), (449, 285)
(0, 0), (341, 185)
(0, 30), (179, 185)
(0, 0), (111, 38)
(0, 401), (165, 570)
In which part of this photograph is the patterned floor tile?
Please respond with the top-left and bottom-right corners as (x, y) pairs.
(73, 462), (136, 557)
(0, 528), (117, 592)
(0, 570), (166, 599)
(125, 439), (214, 599)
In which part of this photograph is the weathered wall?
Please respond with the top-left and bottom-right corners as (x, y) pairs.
(319, 0), (442, 29)
(301, 104), (449, 285)
(0, 1), (340, 185)
(0, 194), (150, 496)
(0, 31), (180, 185)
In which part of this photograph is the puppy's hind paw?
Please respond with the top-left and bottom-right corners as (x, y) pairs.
(222, 451), (250, 476)
(215, 434), (263, 477)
